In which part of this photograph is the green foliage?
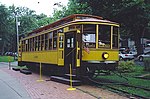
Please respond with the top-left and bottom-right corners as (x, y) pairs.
(118, 61), (136, 73)
(35, 14), (53, 26)
(15, 65), (28, 69)
(0, 4), (52, 53)
(66, 0), (92, 15)
(77, 0), (150, 54)
(0, 4), (10, 54)
(0, 56), (14, 62)
(96, 65), (150, 97)
(109, 84), (150, 98)
(52, 0), (92, 21)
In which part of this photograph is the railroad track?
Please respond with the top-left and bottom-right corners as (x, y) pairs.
(105, 85), (150, 99)
(86, 77), (150, 99)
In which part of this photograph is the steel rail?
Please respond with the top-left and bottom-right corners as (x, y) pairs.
(85, 77), (150, 99)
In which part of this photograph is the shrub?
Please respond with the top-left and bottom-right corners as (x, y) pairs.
(118, 61), (136, 73)
(143, 58), (150, 71)
(0, 56), (14, 62)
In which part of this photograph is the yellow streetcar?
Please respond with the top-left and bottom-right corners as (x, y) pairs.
(18, 14), (119, 80)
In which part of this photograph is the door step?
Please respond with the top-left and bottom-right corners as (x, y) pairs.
(20, 69), (32, 75)
(50, 75), (81, 86)
(64, 74), (80, 80)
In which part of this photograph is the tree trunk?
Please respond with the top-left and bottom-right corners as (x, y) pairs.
(135, 28), (144, 55)
(2, 41), (5, 55)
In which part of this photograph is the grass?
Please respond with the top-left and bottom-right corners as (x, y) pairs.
(143, 74), (150, 79)
(107, 85), (150, 98)
(96, 66), (150, 98)
(0, 56), (15, 62)
(14, 65), (28, 69)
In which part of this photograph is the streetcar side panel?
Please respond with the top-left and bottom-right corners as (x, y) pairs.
(21, 51), (58, 64)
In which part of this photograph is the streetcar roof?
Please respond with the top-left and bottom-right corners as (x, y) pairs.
(27, 14), (118, 36)
(73, 18), (118, 24)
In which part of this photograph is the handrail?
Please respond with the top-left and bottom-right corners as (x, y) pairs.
(66, 47), (76, 57)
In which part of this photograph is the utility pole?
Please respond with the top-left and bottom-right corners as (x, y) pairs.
(15, 12), (20, 64)
(0, 38), (2, 55)
(15, 13), (19, 55)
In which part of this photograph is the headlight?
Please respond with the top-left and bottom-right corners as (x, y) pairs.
(102, 52), (109, 59)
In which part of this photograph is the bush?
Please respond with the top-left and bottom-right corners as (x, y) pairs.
(143, 58), (150, 71)
(118, 61), (136, 73)
(0, 56), (14, 62)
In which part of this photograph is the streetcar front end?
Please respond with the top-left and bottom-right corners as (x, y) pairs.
(79, 22), (119, 75)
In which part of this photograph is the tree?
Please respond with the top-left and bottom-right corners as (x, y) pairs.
(52, 0), (92, 21)
(77, 0), (150, 54)
(0, 4), (53, 53)
(35, 13), (53, 27)
(65, 0), (92, 16)
(0, 4), (10, 55)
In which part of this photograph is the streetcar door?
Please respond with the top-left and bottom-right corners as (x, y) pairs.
(57, 33), (64, 66)
(64, 32), (77, 74)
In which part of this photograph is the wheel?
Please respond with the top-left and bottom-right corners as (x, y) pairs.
(12, 67), (20, 71)
(86, 67), (95, 78)
(20, 69), (32, 75)
(139, 56), (143, 62)
(119, 56), (123, 61)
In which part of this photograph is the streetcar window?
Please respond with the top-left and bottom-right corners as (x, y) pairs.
(30, 38), (33, 51)
(53, 31), (57, 50)
(49, 32), (53, 39)
(45, 33), (48, 50)
(67, 39), (70, 48)
(69, 25), (82, 30)
(38, 36), (40, 51)
(71, 38), (74, 48)
(59, 36), (63, 41)
(58, 28), (63, 33)
(29, 38), (31, 51)
(21, 41), (23, 51)
(59, 35), (63, 48)
(49, 32), (53, 50)
(83, 24), (96, 48)
(41, 34), (44, 51)
(31, 38), (33, 51)
(22, 41), (25, 52)
(28, 39), (30, 51)
(32, 38), (34, 51)
(33, 37), (35, 51)
(98, 25), (111, 48)
(25, 39), (28, 52)
(113, 26), (119, 49)
(82, 33), (95, 43)
(49, 39), (52, 50)
(35, 37), (38, 51)
(53, 40), (57, 48)
(34, 37), (36, 51)
(59, 42), (63, 48)
(66, 38), (74, 48)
